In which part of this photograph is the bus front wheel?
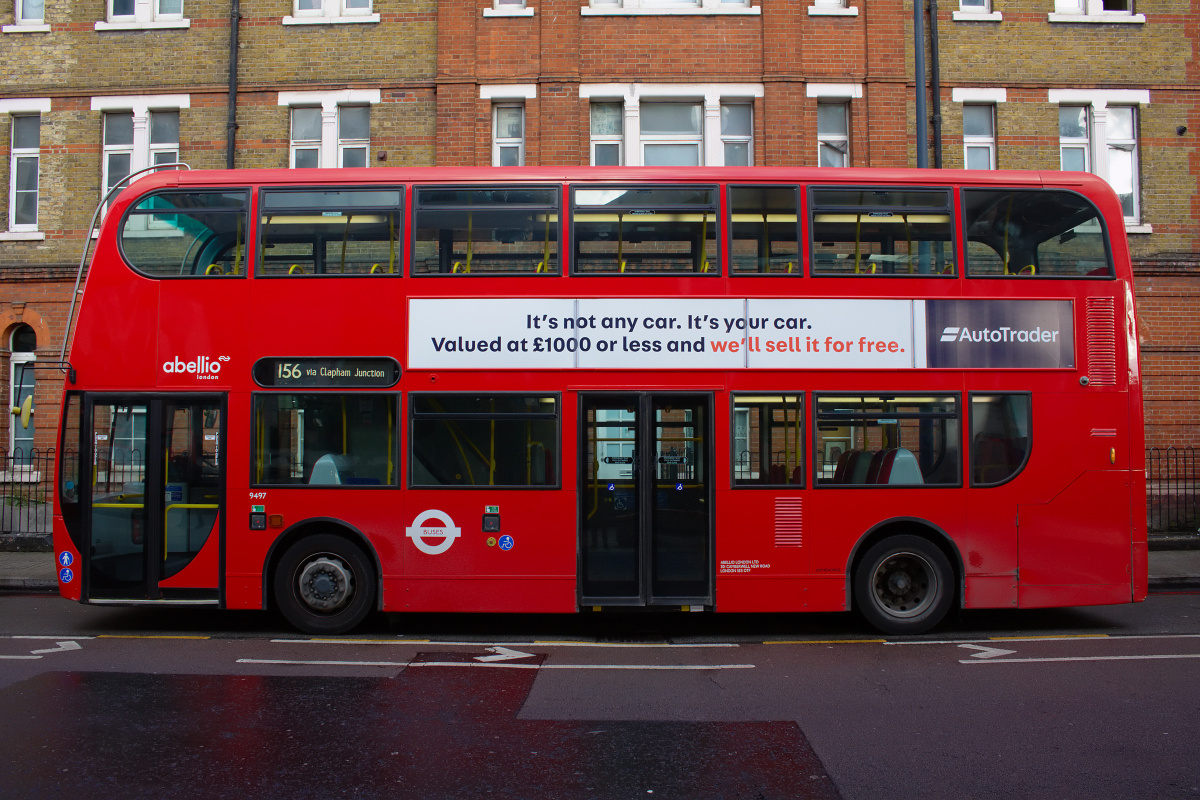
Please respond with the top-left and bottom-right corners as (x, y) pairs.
(854, 535), (953, 635)
(274, 534), (376, 635)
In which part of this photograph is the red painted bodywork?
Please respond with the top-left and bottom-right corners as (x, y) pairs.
(51, 166), (1148, 618)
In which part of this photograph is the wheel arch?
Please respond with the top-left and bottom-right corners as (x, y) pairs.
(262, 517), (383, 613)
(844, 517), (964, 613)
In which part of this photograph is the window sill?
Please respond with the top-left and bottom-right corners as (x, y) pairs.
(2, 23), (51, 32)
(952, 9), (1002, 20)
(282, 13), (380, 23)
(1047, 12), (1145, 22)
(582, 5), (761, 15)
(484, 6), (535, 15)
(1125, 223), (1152, 234)
(808, 6), (859, 15)
(0, 231), (46, 241)
(94, 18), (191, 29)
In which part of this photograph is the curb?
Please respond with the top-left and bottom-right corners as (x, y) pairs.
(0, 578), (58, 593)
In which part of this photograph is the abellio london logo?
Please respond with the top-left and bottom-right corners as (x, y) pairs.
(162, 355), (231, 380)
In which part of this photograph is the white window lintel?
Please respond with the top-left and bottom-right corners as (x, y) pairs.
(92, 94), (191, 114)
(483, 6), (536, 16)
(807, 83), (863, 99)
(952, 9), (1002, 20)
(952, 88), (1007, 104)
(1048, 89), (1150, 108)
(278, 90), (382, 109)
(0, 98), (52, 115)
(481, 85), (538, 100)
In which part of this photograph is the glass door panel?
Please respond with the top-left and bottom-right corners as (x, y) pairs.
(580, 394), (712, 605)
(88, 402), (149, 596)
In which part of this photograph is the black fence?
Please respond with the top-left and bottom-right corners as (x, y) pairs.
(1147, 447), (1200, 535)
(1, 448), (54, 535)
(0, 446), (1195, 536)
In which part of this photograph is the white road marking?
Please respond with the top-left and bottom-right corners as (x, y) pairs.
(237, 657), (753, 671)
(30, 641), (82, 655)
(475, 646), (535, 662)
(960, 653), (1200, 665)
(270, 639), (738, 648)
(958, 644), (1017, 659)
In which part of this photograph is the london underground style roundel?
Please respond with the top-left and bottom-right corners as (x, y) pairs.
(406, 510), (461, 555)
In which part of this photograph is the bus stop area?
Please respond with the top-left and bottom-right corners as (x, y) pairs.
(2, 535), (1198, 594)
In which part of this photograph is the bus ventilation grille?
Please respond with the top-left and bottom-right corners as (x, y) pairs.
(774, 497), (803, 547)
(1086, 297), (1118, 387)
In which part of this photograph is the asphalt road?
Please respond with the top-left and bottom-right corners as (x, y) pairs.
(1, 592), (1199, 799)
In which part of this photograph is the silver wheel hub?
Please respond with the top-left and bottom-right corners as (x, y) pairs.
(871, 552), (935, 619)
(297, 556), (354, 612)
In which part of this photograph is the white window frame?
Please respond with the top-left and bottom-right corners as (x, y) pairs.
(808, 85), (860, 168)
(952, 0), (1001, 21)
(336, 106), (370, 168)
(283, 0), (379, 25)
(1049, 0), (1143, 22)
(8, 325), (36, 462)
(279, 91), (380, 168)
(8, 115), (40, 232)
(720, 103), (753, 167)
(492, 104), (526, 167)
(1049, 89), (1149, 230)
(484, 0), (535, 17)
(579, 83), (764, 166)
(953, 88), (1006, 170)
(92, 96), (188, 213)
(582, 0), (760, 17)
(95, 0), (190, 30)
(481, 85), (536, 167)
(809, 0), (858, 18)
(589, 102), (624, 166)
(0, 99), (49, 239)
(3, 0), (50, 31)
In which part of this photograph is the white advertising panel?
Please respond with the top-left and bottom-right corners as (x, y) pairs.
(745, 299), (918, 369)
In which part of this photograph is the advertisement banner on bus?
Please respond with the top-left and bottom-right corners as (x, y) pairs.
(407, 298), (1075, 371)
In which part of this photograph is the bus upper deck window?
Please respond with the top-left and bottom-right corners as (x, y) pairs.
(729, 186), (801, 275)
(572, 185), (720, 275)
(963, 189), (1113, 278)
(809, 187), (954, 276)
(120, 191), (248, 278)
(258, 188), (403, 277)
(412, 186), (560, 275)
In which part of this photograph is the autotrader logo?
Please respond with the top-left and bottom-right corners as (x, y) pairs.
(941, 327), (960, 342)
(924, 299), (1074, 369)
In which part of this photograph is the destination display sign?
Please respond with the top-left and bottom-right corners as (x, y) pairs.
(253, 357), (401, 388)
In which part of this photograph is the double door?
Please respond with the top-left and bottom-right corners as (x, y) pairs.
(580, 394), (712, 606)
(83, 395), (224, 602)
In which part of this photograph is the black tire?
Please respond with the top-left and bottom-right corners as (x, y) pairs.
(273, 533), (376, 635)
(853, 535), (953, 635)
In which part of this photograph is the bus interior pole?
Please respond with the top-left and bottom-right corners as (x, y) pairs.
(914, 0), (929, 169)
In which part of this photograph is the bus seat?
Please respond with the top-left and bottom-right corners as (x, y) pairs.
(833, 450), (853, 483)
(850, 450), (875, 484)
(876, 448), (924, 485)
(769, 464), (785, 484)
(791, 465), (803, 485)
(309, 454), (352, 485)
(864, 449), (891, 484)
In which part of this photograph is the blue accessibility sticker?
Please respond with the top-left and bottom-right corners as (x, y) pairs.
(498, 535), (515, 551)
(59, 567), (74, 584)
(58, 551), (73, 567)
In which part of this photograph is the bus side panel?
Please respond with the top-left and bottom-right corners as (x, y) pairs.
(1017, 469), (1133, 607)
(715, 576), (846, 613)
(52, 517), (81, 601)
(394, 489), (577, 613)
(712, 488), (814, 612)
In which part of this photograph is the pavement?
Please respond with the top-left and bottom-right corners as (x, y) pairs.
(2, 536), (1198, 594)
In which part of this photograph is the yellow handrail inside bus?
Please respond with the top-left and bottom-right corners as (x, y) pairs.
(370, 263), (383, 273)
(339, 215), (351, 273)
(1002, 192), (1014, 274)
(205, 264), (223, 275)
(903, 214), (913, 274)
(699, 213), (709, 273)
(854, 213), (862, 273)
(543, 210), (551, 273)
(762, 214), (771, 273)
(617, 213), (624, 272)
(288, 264), (304, 275)
(233, 214), (243, 275)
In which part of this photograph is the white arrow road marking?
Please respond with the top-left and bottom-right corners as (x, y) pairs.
(475, 646), (536, 662)
(30, 641), (83, 655)
(958, 643), (1017, 659)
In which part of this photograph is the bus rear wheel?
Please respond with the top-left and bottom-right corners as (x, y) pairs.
(854, 535), (953, 635)
(274, 534), (376, 635)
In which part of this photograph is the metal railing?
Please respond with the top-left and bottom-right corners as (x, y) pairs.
(1147, 447), (1200, 535)
(0, 448), (55, 535)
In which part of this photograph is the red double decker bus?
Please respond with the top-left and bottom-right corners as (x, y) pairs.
(52, 166), (1147, 635)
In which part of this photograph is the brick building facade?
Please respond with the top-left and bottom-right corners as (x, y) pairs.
(0, 0), (1195, 457)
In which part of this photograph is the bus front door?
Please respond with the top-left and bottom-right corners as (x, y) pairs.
(83, 396), (224, 603)
(580, 394), (712, 607)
